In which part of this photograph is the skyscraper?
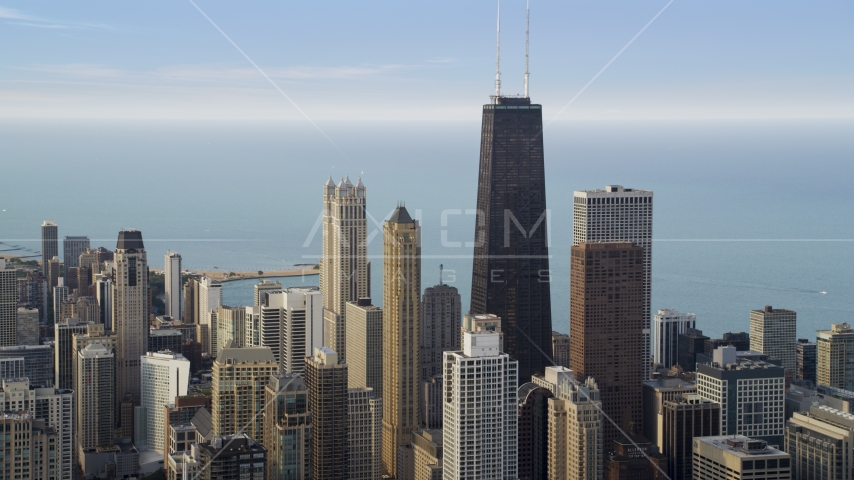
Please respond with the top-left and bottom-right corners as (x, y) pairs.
(570, 242), (644, 450)
(321, 175), (368, 362)
(795, 338), (817, 384)
(443, 330), (519, 480)
(76, 343), (115, 462)
(140, 351), (190, 451)
(261, 287), (323, 374)
(546, 376), (603, 480)
(420, 277), (461, 382)
(164, 251), (182, 320)
(0, 260), (17, 347)
(305, 347), (349, 480)
(349, 387), (383, 480)
(470, 90), (553, 382)
(197, 277), (222, 356)
(517, 382), (554, 480)
(41, 221), (58, 277)
(112, 229), (149, 418)
(816, 323), (854, 390)
(0, 412), (60, 480)
(653, 309), (696, 369)
(750, 306), (797, 373)
(382, 205), (421, 476)
(785, 405), (854, 479)
(264, 372), (312, 480)
(551, 332), (570, 369)
(183, 279), (196, 324)
(63, 236), (90, 269)
(214, 305), (245, 356)
(254, 279), (282, 307)
(212, 343), (278, 441)
(55, 319), (93, 390)
(573, 185), (654, 379)
(661, 394), (720, 479)
(346, 298), (383, 396)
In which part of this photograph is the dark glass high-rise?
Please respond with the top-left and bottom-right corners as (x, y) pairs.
(470, 95), (552, 382)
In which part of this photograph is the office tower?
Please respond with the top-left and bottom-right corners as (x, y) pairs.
(661, 394), (720, 479)
(0, 260), (17, 347)
(192, 435), (267, 480)
(198, 277), (222, 355)
(76, 265), (92, 296)
(677, 327), (709, 371)
(570, 242), (644, 448)
(321, 175), (368, 362)
(95, 275), (113, 329)
(55, 319), (93, 389)
(0, 413), (60, 480)
(164, 251), (182, 320)
(817, 323), (854, 390)
(181, 340), (202, 373)
(41, 220), (58, 277)
(17, 271), (48, 324)
(47, 256), (61, 290)
(693, 436), (791, 480)
(71, 324), (116, 406)
(163, 395), (211, 461)
(750, 306), (797, 373)
(305, 347), (349, 480)
(642, 377), (697, 449)
(551, 332), (570, 368)
(264, 372), (312, 480)
(545, 376), (602, 480)
(413, 429), (443, 480)
(443, 330), (519, 480)
(112, 229), (149, 419)
(140, 352), (190, 451)
(697, 346), (786, 446)
(0, 378), (74, 480)
(63, 236), (90, 269)
(0, 345), (54, 387)
(574, 185), (654, 379)
(242, 306), (260, 346)
(16, 307), (39, 345)
(149, 327), (183, 353)
(254, 279), (281, 307)
(518, 382), (555, 480)
(65, 295), (99, 324)
(382, 205), (421, 476)
(706, 332), (751, 353)
(183, 279), (195, 324)
(422, 375), (443, 429)
(76, 344), (115, 461)
(349, 387), (383, 480)
(78, 246), (113, 274)
(214, 305), (245, 355)
(346, 298), (383, 395)
(212, 342), (277, 440)
(795, 338), (817, 384)
(259, 287), (323, 374)
(420, 279), (461, 381)
(52, 279), (68, 323)
(653, 309), (696, 368)
(785, 405), (854, 479)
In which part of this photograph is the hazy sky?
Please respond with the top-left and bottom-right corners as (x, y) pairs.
(2, 1), (852, 121)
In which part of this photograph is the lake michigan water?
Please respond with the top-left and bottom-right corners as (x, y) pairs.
(2, 118), (853, 341)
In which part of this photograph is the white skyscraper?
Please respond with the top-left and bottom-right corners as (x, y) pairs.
(443, 331), (518, 480)
(653, 309), (696, 368)
(349, 387), (383, 480)
(198, 276), (222, 357)
(321, 175), (368, 362)
(53, 278), (69, 324)
(112, 230), (149, 412)
(164, 251), (182, 320)
(345, 298), (383, 396)
(750, 306), (797, 373)
(76, 343), (115, 462)
(261, 287), (323, 374)
(574, 185), (653, 379)
(0, 259), (18, 347)
(140, 351), (190, 451)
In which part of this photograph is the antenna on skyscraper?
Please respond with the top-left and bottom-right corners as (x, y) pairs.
(440, 264), (444, 285)
(524, 0), (530, 97)
(495, 0), (501, 97)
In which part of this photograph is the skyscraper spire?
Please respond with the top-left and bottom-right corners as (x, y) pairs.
(495, 0), (501, 97)
(524, 0), (530, 97)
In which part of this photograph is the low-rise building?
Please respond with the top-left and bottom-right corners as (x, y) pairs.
(693, 435), (791, 480)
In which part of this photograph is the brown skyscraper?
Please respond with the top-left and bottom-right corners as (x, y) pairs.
(570, 242), (644, 450)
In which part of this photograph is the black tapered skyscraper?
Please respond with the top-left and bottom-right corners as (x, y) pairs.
(470, 94), (552, 382)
